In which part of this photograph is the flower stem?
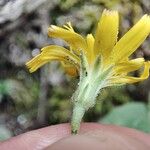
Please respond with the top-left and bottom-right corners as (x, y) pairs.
(71, 104), (85, 134)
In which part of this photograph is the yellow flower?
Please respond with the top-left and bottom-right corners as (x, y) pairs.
(26, 10), (150, 85)
(26, 9), (150, 134)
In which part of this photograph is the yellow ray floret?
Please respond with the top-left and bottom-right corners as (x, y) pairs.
(110, 62), (150, 84)
(86, 34), (95, 64)
(94, 9), (119, 64)
(26, 45), (80, 73)
(114, 58), (145, 75)
(61, 62), (78, 76)
(48, 23), (87, 53)
(111, 15), (150, 63)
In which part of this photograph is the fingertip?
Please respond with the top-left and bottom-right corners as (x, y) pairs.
(45, 128), (150, 150)
(1, 123), (150, 150)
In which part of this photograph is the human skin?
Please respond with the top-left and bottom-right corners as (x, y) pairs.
(0, 123), (150, 150)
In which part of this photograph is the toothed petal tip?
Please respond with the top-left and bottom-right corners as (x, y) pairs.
(103, 9), (118, 15)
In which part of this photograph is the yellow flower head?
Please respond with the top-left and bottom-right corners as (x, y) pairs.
(26, 9), (150, 134)
(26, 9), (150, 85)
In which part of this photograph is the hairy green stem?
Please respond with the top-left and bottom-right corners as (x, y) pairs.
(71, 104), (85, 134)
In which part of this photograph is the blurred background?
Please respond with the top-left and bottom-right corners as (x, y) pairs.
(0, 0), (150, 141)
